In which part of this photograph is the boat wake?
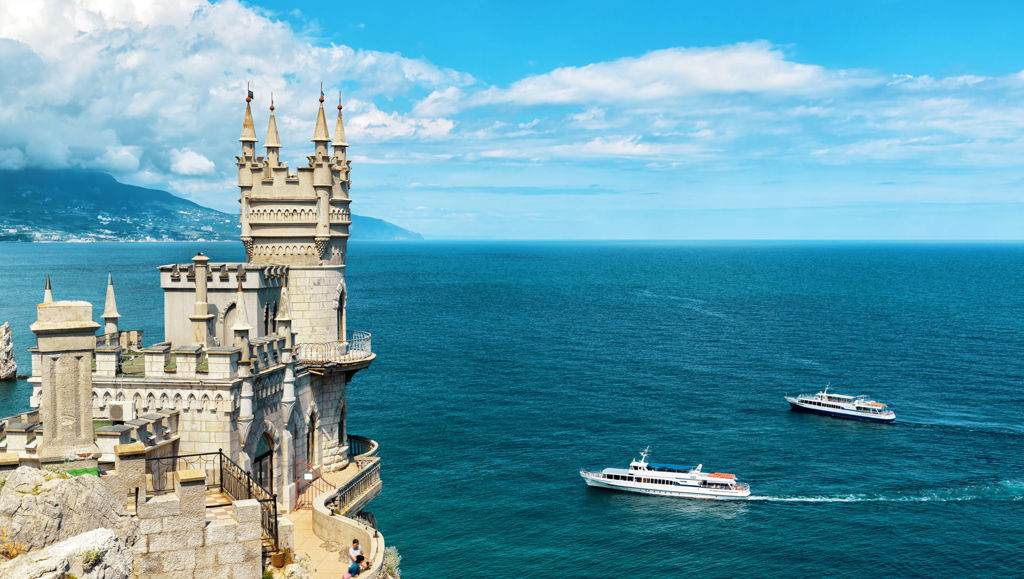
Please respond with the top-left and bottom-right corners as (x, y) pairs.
(749, 481), (1024, 503)
(636, 290), (729, 319)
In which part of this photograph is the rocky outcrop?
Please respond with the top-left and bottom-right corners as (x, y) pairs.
(0, 527), (133, 579)
(0, 322), (15, 381)
(0, 466), (137, 551)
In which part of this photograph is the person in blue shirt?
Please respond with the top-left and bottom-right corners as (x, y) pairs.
(344, 554), (366, 578)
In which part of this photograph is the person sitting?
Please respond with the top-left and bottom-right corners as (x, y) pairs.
(349, 539), (362, 562)
(344, 555), (365, 578)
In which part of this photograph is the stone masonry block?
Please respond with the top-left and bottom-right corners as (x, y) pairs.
(138, 516), (162, 534)
(216, 542), (244, 564)
(148, 572), (193, 579)
(177, 512), (207, 531)
(232, 499), (260, 523)
(137, 552), (164, 575)
(205, 519), (237, 546)
(162, 548), (197, 572)
(236, 520), (261, 542)
(133, 534), (149, 555)
(148, 530), (189, 552)
(184, 527), (205, 548)
(233, 561), (261, 579)
(138, 494), (181, 519)
(278, 517), (295, 551)
(242, 539), (261, 562)
(194, 545), (217, 569)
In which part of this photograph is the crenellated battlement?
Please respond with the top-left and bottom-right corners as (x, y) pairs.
(238, 95), (353, 267)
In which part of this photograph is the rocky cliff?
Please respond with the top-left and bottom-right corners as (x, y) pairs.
(0, 322), (15, 381)
(0, 466), (138, 578)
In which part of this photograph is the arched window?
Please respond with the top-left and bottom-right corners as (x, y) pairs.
(254, 433), (274, 490)
(272, 301), (278, 333)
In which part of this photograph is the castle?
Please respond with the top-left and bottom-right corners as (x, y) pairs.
(0, 92), (386, 577)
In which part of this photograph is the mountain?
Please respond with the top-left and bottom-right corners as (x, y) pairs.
(0, 168), (422, 242)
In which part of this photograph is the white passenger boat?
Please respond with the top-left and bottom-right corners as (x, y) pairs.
(785, 384), (895, 423)
(579, 448), (751, 500)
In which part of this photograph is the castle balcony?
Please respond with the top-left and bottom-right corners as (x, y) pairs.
(294, 330), (374, 369)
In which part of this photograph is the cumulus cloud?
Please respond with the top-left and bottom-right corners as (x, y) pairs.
(170, 148), (215, 175)
(0, 0), (470, 207)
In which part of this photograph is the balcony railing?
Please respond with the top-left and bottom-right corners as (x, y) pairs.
(294, 331), (373, 366)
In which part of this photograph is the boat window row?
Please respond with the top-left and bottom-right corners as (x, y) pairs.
(606, 474), (675, 485)
(804, 399), (845, 410)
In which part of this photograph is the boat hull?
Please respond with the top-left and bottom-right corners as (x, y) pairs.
(787, 399), (895, 423)
(580, 471), (750, 500)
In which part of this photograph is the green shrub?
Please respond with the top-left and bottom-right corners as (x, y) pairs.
(81, 548), (103, 571)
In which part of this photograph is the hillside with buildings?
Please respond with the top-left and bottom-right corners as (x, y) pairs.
(0, 168), (421, 242)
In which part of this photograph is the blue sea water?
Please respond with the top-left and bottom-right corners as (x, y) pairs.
(1, 241), (1022, 577)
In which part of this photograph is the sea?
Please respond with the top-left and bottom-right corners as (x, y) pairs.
(1, 241), (1022, 577)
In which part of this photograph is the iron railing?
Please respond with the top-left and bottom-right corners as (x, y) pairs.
(327, 457), (381, 516)
(347, 434), (379, 458)
(144, 450), (279, 550)
(295, 331), (373, 365)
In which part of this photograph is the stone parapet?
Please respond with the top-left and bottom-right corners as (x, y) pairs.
(133, 470), (262, 578)
(312, 488), (385, 579)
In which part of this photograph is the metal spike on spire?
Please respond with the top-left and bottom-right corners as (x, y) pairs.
(43, 275), (53, 303)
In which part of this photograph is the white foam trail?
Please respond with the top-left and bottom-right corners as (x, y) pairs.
(749, 482), (1022, 504)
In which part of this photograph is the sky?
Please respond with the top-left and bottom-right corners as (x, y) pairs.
(1, 0), (1023, 239)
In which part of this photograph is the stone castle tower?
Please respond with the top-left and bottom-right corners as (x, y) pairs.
(237, 94), (352, 344)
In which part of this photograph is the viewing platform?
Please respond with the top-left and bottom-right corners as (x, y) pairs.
(295, 330), (375, 370)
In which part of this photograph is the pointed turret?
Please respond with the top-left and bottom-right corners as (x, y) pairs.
(311, 95), (331, 158)
(275, 277), (291, 322)
(232, 280), (254, 334)
(265, 99), (281, 167)
(43, 276), (52, 303)
(240, 96), (258, 158)
(102, 273), (120, 339)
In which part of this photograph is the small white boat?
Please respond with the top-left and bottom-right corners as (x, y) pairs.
(785, 384), (895, 423)
(580, 448), (751, 500)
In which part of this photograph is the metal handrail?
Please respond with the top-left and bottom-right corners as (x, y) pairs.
(295, 331), (373, 365)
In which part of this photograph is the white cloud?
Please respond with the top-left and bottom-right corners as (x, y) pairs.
(420, 42), (878, 114)
(170, 147), (215, 175)
(0, 147), (26, 170)
(0, 0), (469, 207)
(346, 100), (455, 141)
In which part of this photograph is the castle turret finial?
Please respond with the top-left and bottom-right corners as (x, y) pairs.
(43, 275), (53, 303)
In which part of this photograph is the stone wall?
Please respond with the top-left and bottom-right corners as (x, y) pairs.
(287, 266), (344, 344)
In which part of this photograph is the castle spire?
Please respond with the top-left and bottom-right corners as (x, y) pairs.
(239, 88), (258, 158)
(311, 96), (331, 144)
(265, 96), (281, 167)
(231, 280), (253, 333)
(275, 276), (292, 322)
(43, 275), (53, 303)
(102, 273), (120, 339)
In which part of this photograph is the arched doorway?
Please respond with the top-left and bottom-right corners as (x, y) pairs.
(306, 412), (318, 466)
(254, 432), (274, 490)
